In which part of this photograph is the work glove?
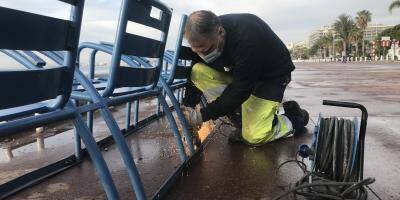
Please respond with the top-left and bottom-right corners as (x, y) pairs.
(181, 106), (203, 132)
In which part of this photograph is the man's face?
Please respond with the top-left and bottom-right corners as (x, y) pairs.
(188, 35), (219, 58)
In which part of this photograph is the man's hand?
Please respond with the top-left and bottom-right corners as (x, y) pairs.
(181, 106), (203, 132)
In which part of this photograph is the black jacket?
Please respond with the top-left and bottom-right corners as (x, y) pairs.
(183, 13), (295, 121)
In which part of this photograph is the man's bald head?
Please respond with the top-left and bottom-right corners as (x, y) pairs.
(185, 10), (221, 43)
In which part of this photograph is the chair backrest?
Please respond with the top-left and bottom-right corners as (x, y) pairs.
(164, 15), (197, 84)
(0, 0), (85, 110)
(104, 0), (172, 96)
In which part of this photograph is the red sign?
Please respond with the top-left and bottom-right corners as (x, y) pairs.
(381, 40), (391, 47)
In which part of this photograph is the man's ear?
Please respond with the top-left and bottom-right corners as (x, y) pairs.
(219, 27), (226, 36)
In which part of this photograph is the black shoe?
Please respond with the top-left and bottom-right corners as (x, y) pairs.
(283, 100), (301, 117)
(293, 126), (308, 137)
(228, 128), (246, 144)
(283, 101), (309, 126)
(300, 108), (309, 126)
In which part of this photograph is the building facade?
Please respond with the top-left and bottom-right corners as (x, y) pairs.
(308, 26), (334, 47)
(363, 24), (393, 42)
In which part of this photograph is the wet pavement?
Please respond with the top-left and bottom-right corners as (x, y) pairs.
(5, 117), (184, 200)
(166, 62), (400, 200)
(1, 61), (400, 199)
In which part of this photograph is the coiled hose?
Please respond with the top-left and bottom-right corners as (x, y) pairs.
(273, 117), (380, 200)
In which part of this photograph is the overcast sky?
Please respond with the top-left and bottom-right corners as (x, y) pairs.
(1, 0), (399, 43)
(0, 0), (398, 66)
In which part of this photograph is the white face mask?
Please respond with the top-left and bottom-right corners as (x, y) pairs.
(199, 32), (224, 63)
(200, 48), (222, 63)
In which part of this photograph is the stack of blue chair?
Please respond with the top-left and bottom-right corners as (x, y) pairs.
(0, 1), (120, 199)
(0, 0), (207, 199)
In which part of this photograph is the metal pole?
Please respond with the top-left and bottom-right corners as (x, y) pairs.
(125, 102), (132, 130)
(133, 100), (139, 127)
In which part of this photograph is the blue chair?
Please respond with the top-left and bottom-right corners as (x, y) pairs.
(0, 1), (119, 199)
(45, 0), (190, 198)
(158, 15), (208, 147)
(113, 15), (200, 151)
(7, 2), (198, 198)
(27, 14), (197, 155)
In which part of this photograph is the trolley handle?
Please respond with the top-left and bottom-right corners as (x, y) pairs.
(323, 100), (368, 180)
(322, 100), (368, 128)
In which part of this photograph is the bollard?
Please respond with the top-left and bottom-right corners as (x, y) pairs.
(5, 147), (13, 160)
(35, 113), (45, 151)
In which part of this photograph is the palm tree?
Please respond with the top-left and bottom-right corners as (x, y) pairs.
(389, 0), (400, 13)
(350, 27), (363, 57)
(309, 39), (323, 58)
(333, 14), (356, 57)
(324, 33), (334, 58)
(355, 10), (372, 57)
(319, 34), (334, 58)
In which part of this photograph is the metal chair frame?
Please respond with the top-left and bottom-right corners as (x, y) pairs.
(11, 1), (192, 199)
(0, 1), (120, 199)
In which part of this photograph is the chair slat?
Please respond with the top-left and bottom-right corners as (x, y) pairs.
(0, 7), (71, 51)
(58, 0), (78, 5)
(0, 67), (68, 110)
(116, 66), (157, 87)
(122, 33), (164, 58)
(144, 0), (172, 15)
(127, 0), (166, 31)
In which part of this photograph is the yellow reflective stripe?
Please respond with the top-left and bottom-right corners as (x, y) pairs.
(242, 95), (293, 144)
(190, 62), (232, 93)
(274, 115), (293, 139)
(242, 95), (279, 144)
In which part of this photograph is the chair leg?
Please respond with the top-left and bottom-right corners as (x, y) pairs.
(125, 102), (132, 130)
(176, 89), (181, 103)
(176, 89), (182, 104)
(159, 79), (195, 154)
(98, 107), (147, 199)
(87, 110), (94, 133)
(68, 102), (119, 200)
(156, 94), (162, 117)
(200, 95), (208, 109)
(74, 70), (147, 200)
(73, 100), (82, 160)
(157, 95), (188, 162)
(179, 88), (183, 103)
(133, 100), (139, 127)
(181, 88), (185, 103)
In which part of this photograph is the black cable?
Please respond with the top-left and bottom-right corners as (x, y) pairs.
(272, 177), (375, 200)
(274, 116), (382, 200)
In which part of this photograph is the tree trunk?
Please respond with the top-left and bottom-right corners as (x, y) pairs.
(343, 41), (347, 56)
(362, 39), (365, 57)
(356, 42), (359, 57)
